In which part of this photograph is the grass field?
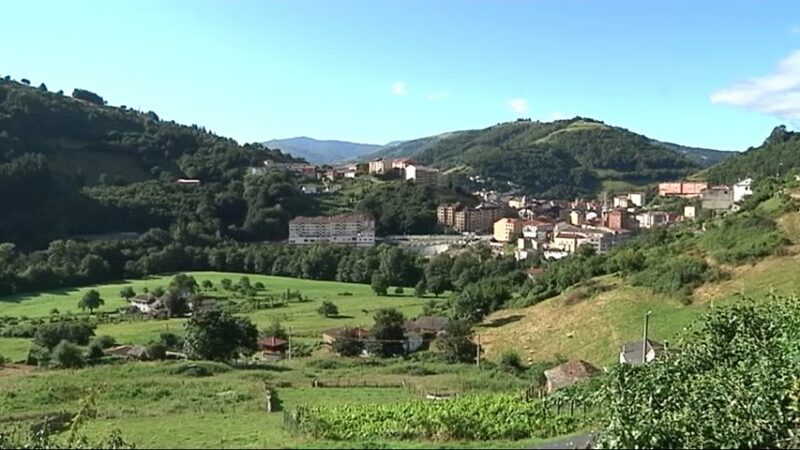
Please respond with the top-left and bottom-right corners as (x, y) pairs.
(0, 359), (546, 449)
(0, 272), (428, 362)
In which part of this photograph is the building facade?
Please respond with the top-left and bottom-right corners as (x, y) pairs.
(658, 181), (708, 198)
(368, 158), (389, 174)
(733, 178), (753, 203)
(288, 214), (375, 246)
(701, 186), (734, 212)
(405, 164), (439, 186)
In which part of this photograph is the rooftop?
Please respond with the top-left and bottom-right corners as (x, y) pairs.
(291, 214), (373, 224)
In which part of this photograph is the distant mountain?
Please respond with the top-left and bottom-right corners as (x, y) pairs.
(360, 117), (734, 198)
(262, 137), (381, 164)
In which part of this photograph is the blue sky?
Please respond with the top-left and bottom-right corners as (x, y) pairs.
(3, 0), (800, 150)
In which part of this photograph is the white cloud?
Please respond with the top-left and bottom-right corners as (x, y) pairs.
(710, 50), (800, 119)
(392, 81), (407, 96)
(545, 111), (567, 121)
(425, 91), (452, 101)
(508, 98), (528, 114)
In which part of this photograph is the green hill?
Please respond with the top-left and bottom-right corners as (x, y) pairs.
(263, 136), (380, 164)
(0, 77), (298, 246)
(705, 125), (800, 183)
(362, 118), (732, 198)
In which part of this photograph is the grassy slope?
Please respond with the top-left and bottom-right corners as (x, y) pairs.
(0, 272), (427, 361)
(478, 212), (800, 367)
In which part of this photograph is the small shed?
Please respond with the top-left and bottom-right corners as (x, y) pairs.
(619, 339), (666, 365)
(258, 337), (289, 357)
(543, 360), (600, 393)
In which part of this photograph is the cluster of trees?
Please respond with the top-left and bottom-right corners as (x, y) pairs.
(707, 125), (800, 184)
(598, 293), (800, 448)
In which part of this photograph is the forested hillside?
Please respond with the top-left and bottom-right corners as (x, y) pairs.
(361, 118), (729, 198)
(706, 125), (800, 183)
(0, 77), (298, 246)
(263, 136), (380, 164)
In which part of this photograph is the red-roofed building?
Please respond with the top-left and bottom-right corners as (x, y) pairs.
(258, 337), (289, 357)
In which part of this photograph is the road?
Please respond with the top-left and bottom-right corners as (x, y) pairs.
(533, 432), (595, 449)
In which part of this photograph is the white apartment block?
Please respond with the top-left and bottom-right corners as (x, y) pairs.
(288, 214), (376, 247)
(405, 164), (439, 186)
(733, 178), (753, 203)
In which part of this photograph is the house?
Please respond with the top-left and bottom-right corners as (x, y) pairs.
(569, 210), (585, 226)
(612, 195), (630, 209)
(322, 327), (369, 345)
(543, 360), (600, 393)
(603, 209), (638, 231)
(619, 339), (666, 365)
(368, 158), (389, 174)
(701, 186), (734, 212)
(405, 164), (439, 186)
(629, 192), (646, 207)
(392, 158), (415, 170)
(635, 211), (676, 229)
(733, 178), (753, 203)
(258, 337), (288, 358)
(493, 218), (523, 242)
(405, 316), (450, 337)
(658, 181), (708, 198)
(129, 294), (158, 314)
(177, 178), (201, 185)
(404, 330), (424, 353)
(683, 205), (697, 219)
(301, 184), (318, 195)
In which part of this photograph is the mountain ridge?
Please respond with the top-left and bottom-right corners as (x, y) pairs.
(262, 136), (381, 164)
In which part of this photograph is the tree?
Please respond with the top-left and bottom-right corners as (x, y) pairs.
(414, 279), (427, 298)
(50, 340), (85, 369)
(425, 254), (453, 297)
(436, 320), (477, 363)
(34, 322), (96, 349)
(366, 308), (406, 357)
(263, 318), (288, 340)
(119, 286), (136, 300)
(201, 279), (214, 290)
(169, 273), (198, 296)
(162, 291), (189, 317)
(317, 301), (339, 318)
(80, 254), (110, 282)
(146, 342), (167, 360)
(86, 342), (105, 363)
(183, 310), (258, 361)
(498, 350), (524, 373)
(371, 272), (389, 296)
(254, 281), (265, 291)
(220, 278), (233, 290)
(238, 276), (251, 291)
(159, 332), (181, 350)
(77, 289), (104, 314)
(332, 328), (365, 357)
(450, 282), (510, 324)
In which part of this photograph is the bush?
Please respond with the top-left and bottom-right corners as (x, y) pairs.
(158, 332), (182, 350)
(50, 340), (85, 369)
(34, 321), (96, 349)
(147, 343), (167, 360)
(0, 353), (8, 366)
(168, 361), (231, 377)
(699, 214), (786, 264)
(86, 342), (105, 362)
(498, 350), (525, 374)
(394, 287), (404, 295)
(317, 301), (339, 317)
(91, 335), (117, 349)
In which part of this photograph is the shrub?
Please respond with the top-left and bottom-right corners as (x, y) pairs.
(147, 343), (167, 360)
(86, 342), (105, 363)
(91, 335), (117, 349)
(498, 350), (525, 374)
(169, 361), (231, 377)
(394, 287), (404, 295)
(317, 301), (339, 318)
(34, 321), (96, 349)
(50, 340), (85, 369)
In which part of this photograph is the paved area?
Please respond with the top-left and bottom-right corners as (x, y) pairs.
(533, 432), (595, 449)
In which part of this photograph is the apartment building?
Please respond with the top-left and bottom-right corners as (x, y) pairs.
(658, 181), (708, 198)
(701, 186), (734, 212)
(368, 158), (390, 174)
(288, 214), (375, 246)
(437, 204), (511, 233)
(405, 164), (439, 186)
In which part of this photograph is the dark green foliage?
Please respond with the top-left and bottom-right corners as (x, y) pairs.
(220, 278), (233, 290)
(146, 342), (168, 360)
(356, 182), (438, 234)
(629, 256), (711, 298)
(331, 328), (365, 357)
(158, 332), (182, 350)
(450, 281), (510, 323)
(33, 321), (96, 349)
(394, 287), (404, 294)
(598, 293), (800, 448)
(707, 125), (800, 184)
(50, 340), (85, 369)
(71, 88), (105, 105)
(201, 279), (214, 290)
(498, 350), (524, 374)
(436, 320), (477, 363)
(370, 272), (389, 296)
(119, 286), (136, 299)
(414, 279), (427, 297)
(90, 335), (117, 349)
(366, 309), (406, 357)
(86, 342), (105, 362)
(317, 300), (339, 317)
(77, 289), (104, 314)
(183, 310), (258, 361)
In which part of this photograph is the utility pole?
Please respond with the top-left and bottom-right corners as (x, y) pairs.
(288, 326), (293, 360)
(476, 335), (482, 369)
(642, 310), (651, 364)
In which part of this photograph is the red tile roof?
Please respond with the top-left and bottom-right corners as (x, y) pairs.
(258, 337), (288, 348)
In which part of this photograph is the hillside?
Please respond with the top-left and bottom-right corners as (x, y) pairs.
(479, 193), (800, 367)
(360, 118), (732, 198)
(262, 136), (381, 164)
(705, 125), (800, 183)
(0, 77), (298, 246)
